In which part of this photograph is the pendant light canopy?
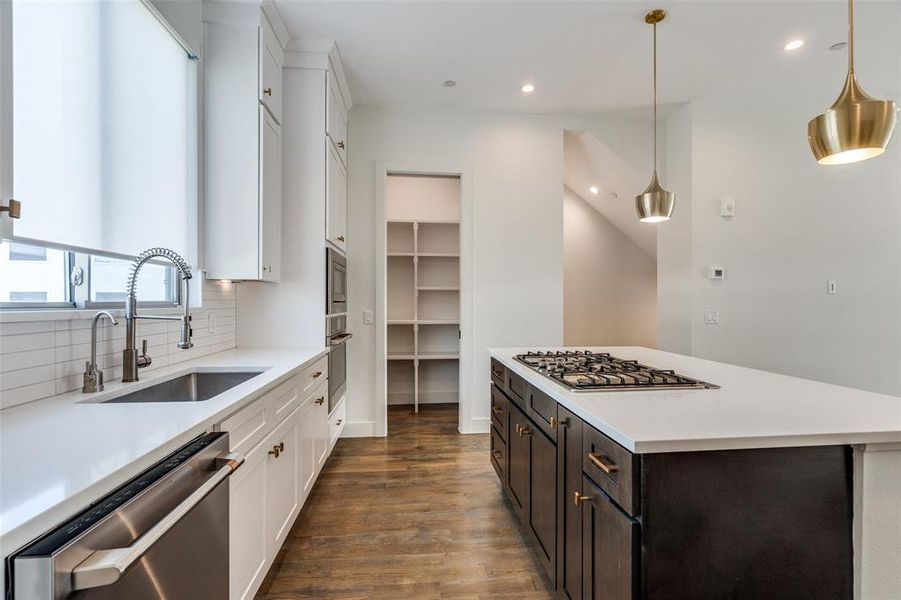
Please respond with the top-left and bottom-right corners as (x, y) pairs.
(808, 0), (897, 165)
(636, 9), (674, 223)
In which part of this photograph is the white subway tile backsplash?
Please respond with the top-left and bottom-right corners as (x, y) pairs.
(0, 280), (238, 409)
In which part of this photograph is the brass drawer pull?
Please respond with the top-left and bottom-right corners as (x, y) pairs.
(573, 491), (593, 506)
(491, 405), (504, 416)
(492, 368), (504, 378)
(313, 371), (323, 379)
(268, 441), (284, 458)
(492, 450), (503, 461)
(549, 416), (559, 428)
(517, 425), (532, 437)
(588, 452), (620, 475)
(337, 235), (345, 242)
(336, 140), (345, 149)
(315, 396), (325, 405)
(263, 87), (272, 96)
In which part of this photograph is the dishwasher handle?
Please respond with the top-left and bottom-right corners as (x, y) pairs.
(71, 452), (244, 591)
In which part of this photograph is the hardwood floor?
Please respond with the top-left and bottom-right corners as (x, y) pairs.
(256, 404), (554, 599)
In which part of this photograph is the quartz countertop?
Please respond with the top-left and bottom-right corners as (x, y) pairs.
(489, 346), (901, 454)
(0, 347), (327, 561)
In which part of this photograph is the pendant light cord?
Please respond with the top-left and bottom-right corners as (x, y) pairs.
(848, 0), (855, 74)
(653, 20), (658, 173)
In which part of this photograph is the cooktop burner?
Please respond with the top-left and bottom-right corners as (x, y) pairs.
(514, 350), (719, 392)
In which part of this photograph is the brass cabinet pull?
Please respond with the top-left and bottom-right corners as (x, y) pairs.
(491, 405), (504, 416)
(263, 87), (272, 96)
(549, 416), (559, 428)
(313, 371), (323, 379)
(517, 425), (532, 437)
(277, 441), (285, 452)
(573, 491), (593, 506)
(588, 452), (620, 475)
(336, 140), (345, 149)
(492, 368), (504, 378)
(337, 235), (345, 242)
(0, 199), (21, 219)
(315, 396), (325, 405)
(492, 450), (503, 461)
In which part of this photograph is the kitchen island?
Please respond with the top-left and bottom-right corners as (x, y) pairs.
(488, 347), (901, 600)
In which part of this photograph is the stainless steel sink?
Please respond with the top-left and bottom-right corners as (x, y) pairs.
(103, 371), (262, 403)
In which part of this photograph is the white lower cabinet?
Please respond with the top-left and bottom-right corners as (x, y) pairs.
(229, 436), (268, 600)
(225, 366), (333, 600)
(263, 406), (301, 557)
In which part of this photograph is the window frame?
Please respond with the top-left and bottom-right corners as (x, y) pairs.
(0, 240), (182, 311)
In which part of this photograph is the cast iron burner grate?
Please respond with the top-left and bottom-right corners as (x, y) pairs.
(513, 350), (719, 392)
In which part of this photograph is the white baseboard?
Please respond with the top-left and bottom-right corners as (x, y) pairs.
(341, 420), (381, 438)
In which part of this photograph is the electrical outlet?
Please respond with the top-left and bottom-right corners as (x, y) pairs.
(720, 198), (736, 218)
(827, 280), (837, 295)
(704, 309), (720, 325)
(363, 310), (373, 325)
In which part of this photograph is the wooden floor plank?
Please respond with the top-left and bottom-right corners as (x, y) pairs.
(255, 404), (553, 599)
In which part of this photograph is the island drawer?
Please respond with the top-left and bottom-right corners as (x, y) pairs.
(490, 357), (506, 388)
(583, 423), (639, 516)
(300, 355), (328, 395)
(490, 384), (508, 439)
(506, 369), (529, 410)
(490, 427), (507, 482)
(526, 386), (558, 442)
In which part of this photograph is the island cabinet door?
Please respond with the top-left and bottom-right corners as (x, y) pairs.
(507, 402), (531, 521)
(526, 424), (557, 583)
(581, 474), (639, 600)
(557, 407), (584, 600)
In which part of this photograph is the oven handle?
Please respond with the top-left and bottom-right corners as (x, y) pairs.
(71, 452), (244, 591)
(329, 332), (353, 347)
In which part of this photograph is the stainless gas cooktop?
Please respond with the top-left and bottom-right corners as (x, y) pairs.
(514, 350), (719, 392)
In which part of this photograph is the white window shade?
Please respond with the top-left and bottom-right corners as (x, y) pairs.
(12, 0), (192, 259)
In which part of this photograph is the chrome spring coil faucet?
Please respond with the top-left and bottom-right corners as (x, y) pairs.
(122, 248), (194, 382)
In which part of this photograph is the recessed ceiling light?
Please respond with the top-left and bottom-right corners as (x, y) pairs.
(520, 83), (535, 94)
(443, 80), (457, 88)
(589, 186), (599, 195)
(784, 39), (805, 51)
(829, 41), (848, 52)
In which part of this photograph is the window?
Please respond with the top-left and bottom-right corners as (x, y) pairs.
(9, 0), (194, 259)
(0, 241), (178, 309)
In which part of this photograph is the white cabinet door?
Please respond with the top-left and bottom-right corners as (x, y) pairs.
(313, 387), (330, 471)
(260, 108), (282, 282)
(229, 438), (267, 600)
(299, 397), (317, 498)
(259, 21), (282, 124)
(264, 406), (300, 557)
(326, 72), (347, 165)
(326, 143), (346, 252)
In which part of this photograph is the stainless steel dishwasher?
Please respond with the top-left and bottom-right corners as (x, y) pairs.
(9, 432), (243, 599)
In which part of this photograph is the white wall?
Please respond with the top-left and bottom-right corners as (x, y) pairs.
(347, 105), (566, 434)
(563, 187), (656, 347)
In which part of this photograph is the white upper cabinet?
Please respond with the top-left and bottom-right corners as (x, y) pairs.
(260, 19), (282, 124)
(326, 142), (347, 252)
(204, 8), (283, 281)
(326, 70), (348, 165)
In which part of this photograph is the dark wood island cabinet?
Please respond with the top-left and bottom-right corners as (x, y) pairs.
(489, 358), (853, 600)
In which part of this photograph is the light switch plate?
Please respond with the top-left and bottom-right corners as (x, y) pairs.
(720, 198), (736, 218)
(363, 310), (373, 325)
(704, 309), (720, 325)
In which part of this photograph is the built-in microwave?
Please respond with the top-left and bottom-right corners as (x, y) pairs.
(326, 248), (347, 315)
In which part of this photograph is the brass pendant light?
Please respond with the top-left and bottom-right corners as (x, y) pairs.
(636, 9), (674, 223)
(808, 0), (897, 165)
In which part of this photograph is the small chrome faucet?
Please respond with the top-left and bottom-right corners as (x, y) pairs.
(82, 311), (118, 393)
(122, 248), (194, 383)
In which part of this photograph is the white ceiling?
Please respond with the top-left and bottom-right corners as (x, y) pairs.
(564, 130), (657, 258)
(273, 0), (899, 114)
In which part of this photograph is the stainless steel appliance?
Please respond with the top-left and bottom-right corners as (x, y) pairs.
(514, 350), (718, 392)
(9, 433), (243, 599)
(327, 314), (352, 413)
(326, 247), (347, 315)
